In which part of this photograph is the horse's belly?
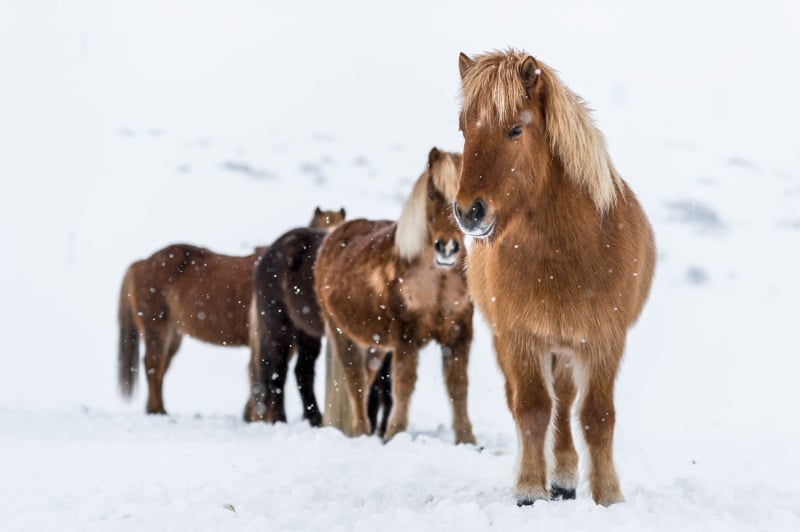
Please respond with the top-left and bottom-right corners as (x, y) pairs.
(171, 294), (250, 346)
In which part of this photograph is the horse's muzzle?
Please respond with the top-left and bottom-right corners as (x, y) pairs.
(434, 238), (460, 267)
(453, 199), (495, 239)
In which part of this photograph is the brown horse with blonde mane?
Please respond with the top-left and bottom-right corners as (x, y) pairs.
(454, 50), (655, 506)
(118, 207), (345, 415)
(315, 148), (476, 444)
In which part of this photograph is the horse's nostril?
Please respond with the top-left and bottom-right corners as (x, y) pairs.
(468, 199), (487, 225)
(434, 239), (443, 253)
(453, 203), (465, 223)
(452, 241), (460, 253)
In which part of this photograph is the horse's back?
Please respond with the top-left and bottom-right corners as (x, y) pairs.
(127, 243), (257, 346)
(317, 218), (395, 267)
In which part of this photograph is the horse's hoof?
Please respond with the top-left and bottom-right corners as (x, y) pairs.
(516, 488), (548, 507)
(455, 432), (477, 445)
(550, 485), (577, 501)
(306, 413), (323, 427)
(594, 492), (625, 507)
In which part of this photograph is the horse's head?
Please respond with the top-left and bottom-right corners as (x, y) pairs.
(396, 148), (464, 269)
(310, 207), (347, 231)
(453, 49), (621, 240)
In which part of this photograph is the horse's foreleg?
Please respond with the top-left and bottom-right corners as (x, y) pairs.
(496, 334), (553, 506)
(441, 339), (475, 445)
(577, 351), (624, 506)
(383, 344), (419, 442)
(551, 355), (578, 500)
(294, 332), (322, 427)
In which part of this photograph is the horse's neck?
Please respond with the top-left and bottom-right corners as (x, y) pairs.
(521, 170), (604, 251)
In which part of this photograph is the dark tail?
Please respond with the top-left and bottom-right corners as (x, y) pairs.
(118, 267), (140, 398)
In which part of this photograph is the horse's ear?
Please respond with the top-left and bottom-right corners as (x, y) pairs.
(315, 206), (322, 215)
(428, 147), (441, 168)
(458, 52), (474, 80)
(339, 207), (346, 217)
(521, 55), (542, 92)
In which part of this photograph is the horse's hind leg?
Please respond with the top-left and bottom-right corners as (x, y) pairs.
(551, 355), (578, 500)
(577, 349), (624, 506)
(383, 344), (419, 442)
(247, 319), (291, 424)
(143, 328), (169, 414)
(496, 334), (553, 506)
(441, 338), (476, 445)
(294, 331), (322, 427)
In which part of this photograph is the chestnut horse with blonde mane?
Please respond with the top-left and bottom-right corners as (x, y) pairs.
(454, 50), (655, 506)
(315, 148), (476, 444)
(118, 208), (345, 415)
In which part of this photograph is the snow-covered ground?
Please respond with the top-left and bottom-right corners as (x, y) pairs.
(1, 1), (799, 530)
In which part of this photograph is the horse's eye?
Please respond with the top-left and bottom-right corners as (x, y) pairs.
(508, 125), (523, 139)
(428, 193), (435, 200)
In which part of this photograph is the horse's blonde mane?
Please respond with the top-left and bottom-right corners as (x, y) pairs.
(396, 151), (461, 260)
(460, 49), (622, 213)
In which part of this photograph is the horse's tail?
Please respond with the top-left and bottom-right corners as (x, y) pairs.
(118, 266), (140, 398)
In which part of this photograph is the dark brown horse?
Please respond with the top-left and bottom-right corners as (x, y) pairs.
(245, 211), (394, 430)
(454, 49), (656, 506)
(315, 148), (476, 444)
(118, 208), (345, 415)
(244, 212), (346, 426)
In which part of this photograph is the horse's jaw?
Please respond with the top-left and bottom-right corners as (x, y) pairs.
(434, 255), (457, 268)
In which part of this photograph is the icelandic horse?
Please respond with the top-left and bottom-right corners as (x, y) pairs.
(117, 208), (345, 415)
(454, 50), (655, 506)
(315, 148), (476, 444)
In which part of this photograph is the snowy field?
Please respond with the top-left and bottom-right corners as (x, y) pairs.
(1, 1), (799, 530)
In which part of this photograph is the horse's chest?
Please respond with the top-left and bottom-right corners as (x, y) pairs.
(471, 246), (588, 335)
(398, 268), (441, 313)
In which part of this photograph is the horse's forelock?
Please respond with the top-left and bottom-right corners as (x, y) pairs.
(460, 49), (529, 126)
(460, 49), (622, 213)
